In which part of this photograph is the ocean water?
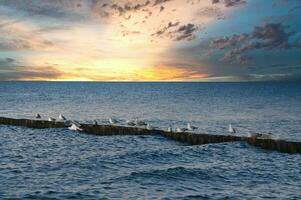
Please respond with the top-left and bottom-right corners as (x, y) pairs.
(0, 82), (301, 199)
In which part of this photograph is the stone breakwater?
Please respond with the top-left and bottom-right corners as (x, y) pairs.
(1, 117), (300, 154)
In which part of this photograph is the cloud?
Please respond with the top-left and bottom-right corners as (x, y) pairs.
(96, 0), (173, 17)
(0, 38), (54, 51)
(0, 0), (83, 20)
(0, 56), (63, 80)
(133, 65), (208, 81)
(152, 22), (199, 41)
(210, 23), (300, 63)
(199, 6), (224, 19)
(0, 57), (15, 66)
(0, 65), (63, 81)
(173, 24), (198, 41)
(121, 30), (141, 36)
(212, 0), (246, 7)
(153, 0), (173, 6)
(151, 21), (180, 36)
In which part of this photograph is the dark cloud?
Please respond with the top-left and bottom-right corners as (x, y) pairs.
(173, 24), (198, 41)
(0, 57), (15, 67)
(97, 0), (174, 17)
(6, 58), (15, 63)
(0, 58), (15, 67)
(210, 23), (300, 63)
(151, 21), (180, 36)
(0, 65), (62, 81)
(199, 7), (223, 19)
(152, 22), (199, 41)
(0, 57), (61, 81)
(100, 1), (151, 16)
(0, 39), (31, 50)
(153, 0), (173, 6)
(159, 6), (165, 12)
(212, 0), (246, 7)
(0, 38), (53, 51)
(0, 0), (82, 19)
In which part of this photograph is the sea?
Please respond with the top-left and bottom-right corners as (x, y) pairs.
(0, 82), (300, 199)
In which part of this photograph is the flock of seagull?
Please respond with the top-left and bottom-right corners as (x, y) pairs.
(34, 113), (238, 135)
(34, 113), (272, 139)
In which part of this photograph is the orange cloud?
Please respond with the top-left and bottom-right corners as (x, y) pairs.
(133, 65), (209, 81)
(43, 65), (208, 81)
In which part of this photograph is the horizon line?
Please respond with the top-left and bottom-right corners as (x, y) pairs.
(1, 80), (300, 83)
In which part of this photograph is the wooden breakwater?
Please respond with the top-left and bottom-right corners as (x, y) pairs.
(246, 137), (301, 154)
(161, 131), (245, 145)
(0, 117), (161, 136)
(0, 117), (66, 129)
(162, 131), (301, 154)
(1, 116), (301, 154)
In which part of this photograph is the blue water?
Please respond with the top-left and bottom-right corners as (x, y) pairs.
(0, 82), (301, 199)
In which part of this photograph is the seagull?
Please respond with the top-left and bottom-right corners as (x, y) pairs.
(167, 126), (172, 132)
(126, 119), (136, 126)
(109, 118), (118, 124)
(135, 118), (146, 126)
(59, 114), (66, 120)
(146, 124), (157, 130)
(48, 117), (56, 122)
(68, 123), (83, 131)
(35, 113), (41, 119)
(187, 123), (198, 131)
(229, 124), (236, 134)
(176, 127), (188, 133)
(93, 120), (98, 125)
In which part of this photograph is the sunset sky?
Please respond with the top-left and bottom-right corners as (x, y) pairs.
(0, 0), (301, 81)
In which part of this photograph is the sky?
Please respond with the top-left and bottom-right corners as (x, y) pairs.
(0, 0), (301, 81)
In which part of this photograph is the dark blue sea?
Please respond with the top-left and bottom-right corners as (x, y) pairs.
(0, 82), (300, 199)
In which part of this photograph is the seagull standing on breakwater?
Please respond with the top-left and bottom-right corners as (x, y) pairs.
(146, 124), (157, 130)
(126, 119), (136, 126)
(135, 118), (147, 126)
(35, 113), (41, 119)
(176, 127), (188, 133)
(229, 124), (236, 134)
(167, 126), (172, 132)
(48, 117), (56, 122)
(109, 118), (118, 124)
(59, 114), (66, 121)
(187, 123), (198, 131)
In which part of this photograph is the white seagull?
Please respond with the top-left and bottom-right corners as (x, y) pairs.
(135, 118), (147, 126)
(35, 113), (41, 119)
(176, 127), (188, 133)
(187, 123), (198, 131)
(68, 123), (83, 131)
(59, 114), (66, 121)
(146, 124), (157, 130)
(126, 119), (136, 126)
(109, 118), (118, 124)
(93, 120), (98, 125)
(229, 124), (236, 134)
(48, 117), (56, 122)
(167, 126), (172, 132)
